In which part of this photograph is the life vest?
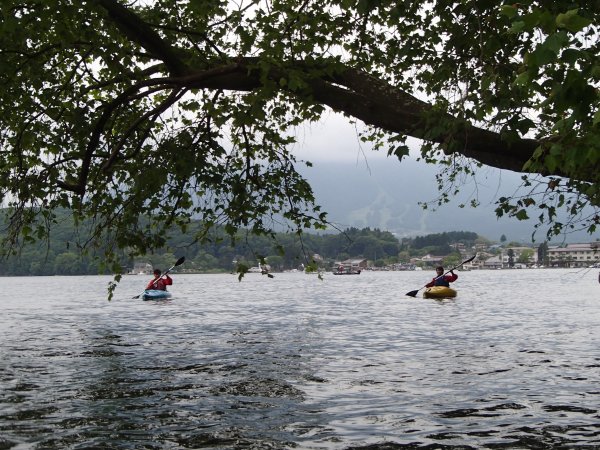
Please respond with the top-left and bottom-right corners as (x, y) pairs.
(146, 275), (172, 291)
(434, 276), (450, 287)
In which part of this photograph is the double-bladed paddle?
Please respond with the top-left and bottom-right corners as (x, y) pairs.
(132, 256), (186, 299)
(405, 254), (476, 297)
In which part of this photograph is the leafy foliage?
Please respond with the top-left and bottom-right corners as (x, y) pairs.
(0, 0), (598, 281)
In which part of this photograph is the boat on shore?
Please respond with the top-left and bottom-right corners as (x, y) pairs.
(423, 286), (457, 299)
(248, 263), (270, 275)
(333, 267), (361, 275)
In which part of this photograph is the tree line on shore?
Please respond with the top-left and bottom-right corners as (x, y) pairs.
(0, 212), (485, 276)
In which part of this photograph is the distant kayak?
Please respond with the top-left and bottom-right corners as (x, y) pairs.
(142, 290), (173, 301)
(423, 286), (457, 299)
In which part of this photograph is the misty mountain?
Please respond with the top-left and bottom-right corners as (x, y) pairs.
(299, 157), (592, 244)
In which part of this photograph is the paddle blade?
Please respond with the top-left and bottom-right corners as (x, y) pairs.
(175, 256), (186, 266)
(464, 254), (476, 264)
(406, 290), (419, 297)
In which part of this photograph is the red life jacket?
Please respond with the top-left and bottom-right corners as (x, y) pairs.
(146, 275), (173, 291)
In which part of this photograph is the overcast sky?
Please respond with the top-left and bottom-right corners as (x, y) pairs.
(291, 112), (390, 163)
(290, 111), (515, 206)
(285, 113), (599, 243)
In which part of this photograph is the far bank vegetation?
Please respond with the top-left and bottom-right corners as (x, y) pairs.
(0, 215), (503, 275)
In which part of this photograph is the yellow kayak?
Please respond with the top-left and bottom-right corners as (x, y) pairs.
(423, 286), (457, 299)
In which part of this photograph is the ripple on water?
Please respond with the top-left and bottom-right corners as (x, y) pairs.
(0, 270), (599, 448)
(212, 377), (306, 400)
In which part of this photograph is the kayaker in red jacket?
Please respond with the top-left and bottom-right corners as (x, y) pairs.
(426, 266), (458, 288)
(146, 269), (173, 291)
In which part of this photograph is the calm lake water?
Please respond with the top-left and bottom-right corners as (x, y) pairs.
(1, 268), (599, 449)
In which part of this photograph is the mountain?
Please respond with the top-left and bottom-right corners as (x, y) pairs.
(299, 157), (594, 244)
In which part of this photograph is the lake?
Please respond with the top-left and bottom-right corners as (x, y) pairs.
(1, 268), (599, 449)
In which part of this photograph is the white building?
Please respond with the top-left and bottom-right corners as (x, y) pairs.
(483, 255), (503, 269)
(130, 262), (153, 275)
(482, 247), (537, 269)
(547, 242), (600, 268)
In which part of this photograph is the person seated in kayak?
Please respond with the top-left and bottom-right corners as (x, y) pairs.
(146, 269), (173, 291)
(425, 266), (458, 288)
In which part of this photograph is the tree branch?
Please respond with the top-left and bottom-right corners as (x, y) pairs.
(160, 60), (557, 179)
(90, 3), (587, 184)
(94, 0), (187, 76)
(309, 69), (540, 174)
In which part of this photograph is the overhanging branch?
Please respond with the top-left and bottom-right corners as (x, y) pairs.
(163, 61), (552, 178)
(90, 2), (586, 183)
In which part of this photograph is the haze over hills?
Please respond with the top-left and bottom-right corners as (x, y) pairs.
(299, 157), (595, 244)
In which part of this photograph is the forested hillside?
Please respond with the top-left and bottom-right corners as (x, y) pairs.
(0, 210), (484, 275)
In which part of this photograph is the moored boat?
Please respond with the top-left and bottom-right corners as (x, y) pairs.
(423, 286), (457, 299)
(333, 264), (361, 275)
(333, 269), (361, 275)
(142, 289), (173, 301)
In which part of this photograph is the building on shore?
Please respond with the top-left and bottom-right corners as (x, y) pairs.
(129, 262), (153, 275)
(547, 242), (600, 268)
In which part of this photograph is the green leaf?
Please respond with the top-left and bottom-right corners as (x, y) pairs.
(515, 209), (529, 220)
(556, 9), (592, 33)
(544, 32), (569, 54)
(499, 5), (518, 19)
(508, 20), (526, 34)
(545, 154), (558, 173)
(513, 71), (530, 86)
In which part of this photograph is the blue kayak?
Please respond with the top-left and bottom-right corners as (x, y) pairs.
(142, 289), (173, 301)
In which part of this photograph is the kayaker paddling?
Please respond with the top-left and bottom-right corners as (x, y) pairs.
(132, 256), (185, 299)
(425, 266), (458, 288)
(147, 268), (173, 291)
(405, 255), (475, 298)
